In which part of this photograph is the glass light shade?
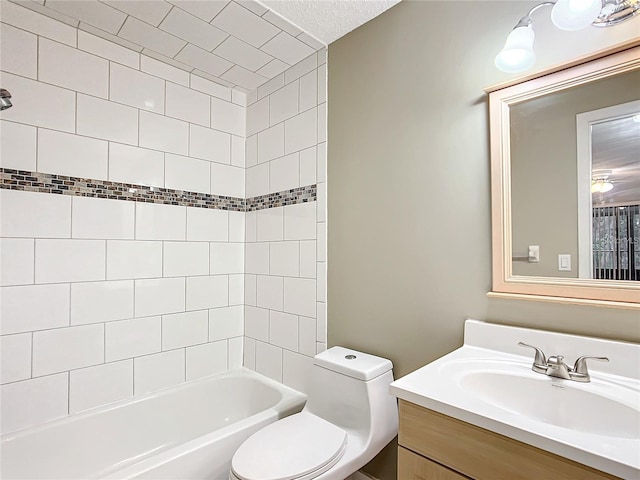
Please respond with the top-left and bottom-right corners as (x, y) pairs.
(551, 0), (603, 30)
(495, 26), (536, 73)
(591, 180), (614, 193)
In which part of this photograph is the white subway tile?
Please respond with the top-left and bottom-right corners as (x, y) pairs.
(246, 97), (269, 136)
(78, 23), (142, 52)
(46, 0), (126, 34)
(110, 63), (164, 113)
(228, 336), (243, 369)
(186, 208), (228, 242)
(39, 38), (108, 98)
(229, 211), (245, 242)
(32, 324), (104, 376)
(105, 316), (161, 361)
(160, 6), (227, 51)
(284, 54), (317, 84)
(229, 274), (244, 305)
(134, 349), (185, 395)
(257, 123), (284, 164)
(245, 211), (257, 243)
(221, 66), (267, 92)
(210, 97), (245, 136)
(166, 82), (210, 127)
(317, 181), (326, 223)
(244, 306), (268, 341)
(135, 202), (186, 241)
(78, 30), (139, 68)
(72, 196), (134, 239)
(210, 243), (244, 274)
(282, 350), (313, 394)
(245, 135), (257, 167)
(0, 334), (32, 384)
(175, 44), (232, 77)
(255, 341), (282, 382)
(0, 239), (34, 286)
(270, 310), (298, 351)
(35, 239), (105, 284)
(232, 90), (247, 107)
(135, 277), (185, 317)
(209, 306), (243, 341)
(317, 142), (326, 183)
(244, 274), (257, 306)
(141, 55), (189, 86)
(299, 70), (318, 112)
(243, 337), (256, 370)
(318, 48), (327, 66)
(316, 262), (326, 302)
(263, 32), (314, 67)
(0, 190), (71, 238)
(245, 163), (269, 198)
(163, 242), (209, 277)
(270, 241), (299, 277)
(119, 16), (185, 57)
(162, 310), (208, 350)
(318, 63), (327, 103)
(0, 284), (69, 334)
(300, 240), (317, 278)
(318, 103), (327, 143)
(256, 275), (283, 311)
(270, 152), (299, 192)
(245, 242), (269, 275)
(316, 302), (326, 343)
(69, 360), (133, 413)
(210, 163), (244, 198)
(165, 154), (211, 194)
(77, 94), (138, 145)
(108, 143), (164, 187)
(186, 275), (228, 310)
(106, 240), (162, 280)
(284, 277), (316, 318)
(211, 1), (278, 48)
(284, 108), (317, 154)
(38, 129), (108, 180)
(214, 35), (272, 72)
(102, 0), (171, 27)
(0, 23), (37, 78)
(284, 202), (316, 240)
(70, 280), (134, 325)
(190, 125), (230, 164)
(231, 136), (245, 168)
(171, 0), (227, 23)
(139, 111), (189, 155)
(256, 206), (283, 241)
(0, 121), (36, 171)
(298, 316), (316, 357)
(1, 373), (68, 435)
(299, 147), (317, 186)
(186, 341), (227, 381)
(0, 72), (75, 133)
(0, 1), (76, 47)
(190, 74), (232, 100)
(270, 82), (298, 125)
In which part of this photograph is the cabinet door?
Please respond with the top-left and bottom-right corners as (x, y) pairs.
(398, 447), (467, 480)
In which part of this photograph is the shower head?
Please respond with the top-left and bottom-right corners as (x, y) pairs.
(0, 89), (13, 110)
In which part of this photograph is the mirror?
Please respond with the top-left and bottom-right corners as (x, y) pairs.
(487, 44), (640, 307)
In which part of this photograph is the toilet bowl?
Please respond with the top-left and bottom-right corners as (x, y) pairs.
(229, 347), (398, 480)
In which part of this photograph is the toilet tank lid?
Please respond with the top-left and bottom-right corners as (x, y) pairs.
(314, 347), (393, 381)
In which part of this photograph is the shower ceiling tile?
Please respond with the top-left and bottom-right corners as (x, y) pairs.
(79, 22), (143, 52)
(237, 0), (269, 16)
(214, 36), (273, 72)
(257, 58), (289, 78)
(159, 7), (228, 52)
(118, 16), (186, 58)
(102, 0), (172, 27)
(169, 0), (229, 23)
(45, 0), (126, 34)
(221, 65), (268, 91)
(261, 32), (315, 66)
(263, 10), (303, 37)
(211, 1), (280, 48)
(175, 44), (233, 77)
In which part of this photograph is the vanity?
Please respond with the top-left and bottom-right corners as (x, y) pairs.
(390, 320), (640, 479)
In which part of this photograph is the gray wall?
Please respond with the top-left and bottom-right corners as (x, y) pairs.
(327, 1), (640, 479)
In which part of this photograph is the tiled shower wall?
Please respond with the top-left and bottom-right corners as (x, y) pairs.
(243, 52), (327, 393)
(0, 3), (246, 434)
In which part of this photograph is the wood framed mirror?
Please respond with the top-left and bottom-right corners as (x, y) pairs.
(487, 43), (640, 309)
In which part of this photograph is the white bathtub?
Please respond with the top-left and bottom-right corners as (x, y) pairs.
(1, 369), (306, 480)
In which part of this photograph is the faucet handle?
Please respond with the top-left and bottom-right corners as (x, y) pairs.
(517, 342), (547, 374)
(572, 356), (609, 376)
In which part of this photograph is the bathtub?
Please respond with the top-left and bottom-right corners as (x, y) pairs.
(1, 369), (306, 480)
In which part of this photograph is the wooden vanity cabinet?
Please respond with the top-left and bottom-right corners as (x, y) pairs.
(397, 400), (619, 480)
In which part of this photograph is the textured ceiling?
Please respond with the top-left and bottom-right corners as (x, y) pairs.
(261, 0), (402, 45)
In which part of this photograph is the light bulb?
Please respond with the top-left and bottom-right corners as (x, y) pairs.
(551, 0), (603, 30)
(495, 26), (536, 73)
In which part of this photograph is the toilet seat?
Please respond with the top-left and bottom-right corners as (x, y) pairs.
(231, 412), (347, 480)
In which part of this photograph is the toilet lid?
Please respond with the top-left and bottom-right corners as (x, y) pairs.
(231, 412), (347, 480)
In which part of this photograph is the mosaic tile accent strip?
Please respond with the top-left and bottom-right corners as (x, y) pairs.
(0, 168), (316, 212)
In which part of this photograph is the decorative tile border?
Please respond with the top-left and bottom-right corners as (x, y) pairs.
(0, 168), (315, 212)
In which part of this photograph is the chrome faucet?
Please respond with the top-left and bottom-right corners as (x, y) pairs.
(517, 342), (609, 383)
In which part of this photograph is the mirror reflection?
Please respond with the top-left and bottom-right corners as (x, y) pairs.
(509, 68), (640, 281)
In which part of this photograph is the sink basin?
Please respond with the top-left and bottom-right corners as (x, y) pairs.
(458, 369), (640, 439)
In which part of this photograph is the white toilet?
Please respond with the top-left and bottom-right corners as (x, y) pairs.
(229, 347), (398, 480)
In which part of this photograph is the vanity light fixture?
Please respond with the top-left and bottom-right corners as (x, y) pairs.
(495, 0), (640, 73)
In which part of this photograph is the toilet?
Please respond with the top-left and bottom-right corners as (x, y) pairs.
(229, 346), (398, 480)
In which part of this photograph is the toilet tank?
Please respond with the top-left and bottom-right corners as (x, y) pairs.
(305, 347), (396, 434)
